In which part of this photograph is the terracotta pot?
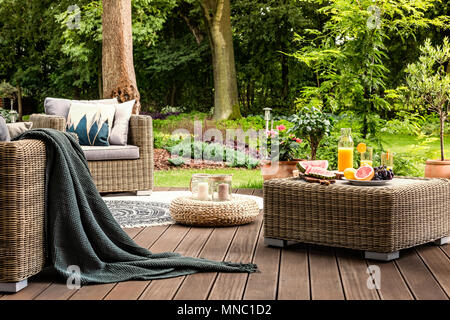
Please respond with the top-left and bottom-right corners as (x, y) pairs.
(261, 160), (301, 181)
(424, 159), (450, 179)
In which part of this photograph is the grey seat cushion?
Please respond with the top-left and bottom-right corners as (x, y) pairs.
(81, 145), (140, 161)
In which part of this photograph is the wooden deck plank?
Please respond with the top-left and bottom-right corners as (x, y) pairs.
(395, 248), (448, 300)
(416, 245), (450, 298)
(335, 249), (379, 300)
(0, 279), (52, 300)
(173, 227), (238, 300)
(242, 222), (279, 300)
(138, 227), (214, 300)
(440, 244), (450, 258)
(103, 224), (190, 300)
(68, 226), (157, 300)
(3, 188), (450, 301)
(29, 228), (142, 301)
(277, 244), (310, 300)
(309, 246), (344, 300)
(375, 261), (414, 300)
(32, 227), (146, 301)
(207, 214), (263, 300)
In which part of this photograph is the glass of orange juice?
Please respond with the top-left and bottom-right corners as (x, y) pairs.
(338, 128), (354, 172)
(360, 147), (373, 167)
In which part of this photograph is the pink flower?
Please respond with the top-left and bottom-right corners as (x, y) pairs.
(266, 130), (278, 138)
(294, 138), (302, 143)
(276, 124), (286, 132)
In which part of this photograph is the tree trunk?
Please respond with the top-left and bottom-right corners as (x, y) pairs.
(98, 58), (103, 99)
(201, 0), (240, 120)
(102, 0), (141, 114)
(16, 85), (23, 121)
(440, 113), (445, 161)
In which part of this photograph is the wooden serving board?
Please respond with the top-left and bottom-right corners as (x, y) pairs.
(298, 173), (336, 186)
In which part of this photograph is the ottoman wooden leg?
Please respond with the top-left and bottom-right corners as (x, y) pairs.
(0, 279), (28, 293)
(264, 238), (288, 248)
(365, 251), (400, 261)
(434, 236), (450, 246)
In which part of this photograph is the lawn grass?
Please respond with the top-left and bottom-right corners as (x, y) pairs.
(155, 168), (263, 189)
(382, 133), (450, 173)
(382, 133), (450, 158)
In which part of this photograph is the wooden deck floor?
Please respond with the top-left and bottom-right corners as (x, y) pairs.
(1, 188), (449, 300)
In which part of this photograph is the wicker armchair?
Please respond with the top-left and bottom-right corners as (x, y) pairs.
(30, 114), (154, 194)
(0, 139), (46, 292)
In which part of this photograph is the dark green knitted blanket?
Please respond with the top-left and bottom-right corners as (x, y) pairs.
(15, 129), (257, 285)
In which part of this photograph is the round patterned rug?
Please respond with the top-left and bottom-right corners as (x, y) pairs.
(104, 200), (174, 228)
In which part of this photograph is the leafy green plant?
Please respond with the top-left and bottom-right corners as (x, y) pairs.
(168, 157), (186, 167)
(0, 108), (14, 123)
(265, 124), (303, 161)
(289, 106), (334, 159)
(153, 131), (187, 149)
(402, 38), (450, 161)
(293, 0), (448, 138)
(168, 140), (260, 169)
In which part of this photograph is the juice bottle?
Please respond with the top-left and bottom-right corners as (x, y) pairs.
(338, 128), (354, 172)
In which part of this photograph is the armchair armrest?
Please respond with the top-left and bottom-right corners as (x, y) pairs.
(30, 114), (66, 131)
(0, 139), (46, 282)
(128, 115), (153, 154)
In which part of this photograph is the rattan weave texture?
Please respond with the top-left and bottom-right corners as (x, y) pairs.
(0, 140), (46, 282)
(263, 177), (450, 253)
(29, 113), (154, 193)
(170, 196), (260, 227)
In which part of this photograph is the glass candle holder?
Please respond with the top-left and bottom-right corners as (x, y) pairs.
(211, 174), (232, 202)
(360, 147), (373, 167)
(190, 174), (212, 201)
(381, 150), (394, 170)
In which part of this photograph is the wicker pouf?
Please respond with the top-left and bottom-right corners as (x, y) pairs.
(170, 196), (260, 227)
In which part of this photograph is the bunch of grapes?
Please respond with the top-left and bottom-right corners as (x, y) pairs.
(373, 166), (394, 181)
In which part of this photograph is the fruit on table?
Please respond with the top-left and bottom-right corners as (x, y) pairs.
(357, 143), (367, 153)
(373, 166), (394, 181)
(297, 160), (329, 173)
(344, 167), (357, 180)
(355, 166), (374, 181)
(305, 167), (337, 180)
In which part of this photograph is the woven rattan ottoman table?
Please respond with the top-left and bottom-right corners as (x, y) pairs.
(263, 177), (450, 261)
(170, 196), (259, 227)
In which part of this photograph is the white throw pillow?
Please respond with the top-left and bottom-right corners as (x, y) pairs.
(109, 100), (135, 146)
(66, 102), (116, 146)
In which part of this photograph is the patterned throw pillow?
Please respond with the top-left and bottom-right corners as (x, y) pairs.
(66, 102), (116, 146)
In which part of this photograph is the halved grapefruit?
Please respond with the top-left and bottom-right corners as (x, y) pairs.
(355, 166), (374, 181)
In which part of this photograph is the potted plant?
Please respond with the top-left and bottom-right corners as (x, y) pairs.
(289, 106), (334, 160)
(403, 38), (450, 178)
(0, 81), (18, 123)
(261, 124), (303, 180)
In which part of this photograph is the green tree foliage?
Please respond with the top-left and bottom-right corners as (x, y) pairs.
(293, 0), (449, 138)
(403, 38), (450, 160)
(232, 0), (321, 114)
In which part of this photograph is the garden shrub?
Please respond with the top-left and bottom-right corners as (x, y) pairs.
(168, 140), (260, 169)
(153, 131), (187, 150)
